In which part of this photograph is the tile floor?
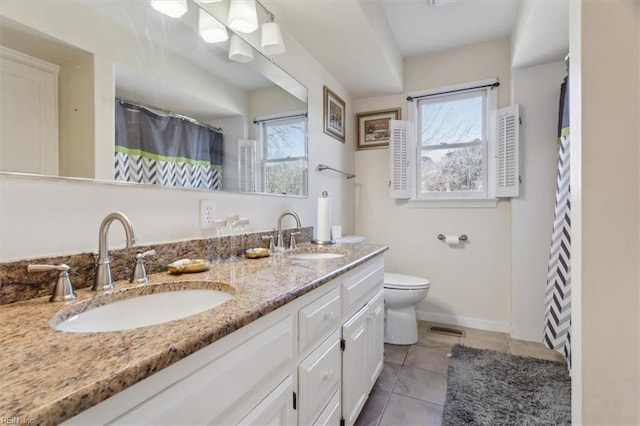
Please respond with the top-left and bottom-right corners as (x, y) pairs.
(355, 321), (567, 426)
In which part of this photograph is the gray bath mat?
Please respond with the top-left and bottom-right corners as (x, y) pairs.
(442, 344), (571, 425)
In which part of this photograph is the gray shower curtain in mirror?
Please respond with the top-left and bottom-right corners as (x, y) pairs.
(114, 101), (223, 190)
(543, 68), (571, 368)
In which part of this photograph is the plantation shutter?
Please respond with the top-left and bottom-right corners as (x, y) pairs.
(496, 105), (520, 198)
(389, 119), (412, 199)
(238, 139), (256, 192)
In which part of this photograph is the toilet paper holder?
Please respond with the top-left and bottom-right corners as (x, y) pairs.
(437, 234), (468, 242)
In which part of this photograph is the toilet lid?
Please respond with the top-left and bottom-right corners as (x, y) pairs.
(384, 273), (430, 290)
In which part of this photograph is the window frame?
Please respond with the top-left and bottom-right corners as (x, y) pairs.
(255, 113), (308, 196)
(408, 78), (499, 207)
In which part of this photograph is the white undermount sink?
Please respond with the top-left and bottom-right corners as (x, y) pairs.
(288, 252), (345, 260)
(53, 289), (233, 333)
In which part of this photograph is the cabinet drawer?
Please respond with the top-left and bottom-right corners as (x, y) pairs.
(342, 259), (384, 315)
(298, 331), (341, 424)
(112, 316), (293, 425)
(299, 287), (341, 353)
(313, 391), (341, 426)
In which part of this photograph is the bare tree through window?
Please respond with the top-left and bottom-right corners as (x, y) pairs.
(419, 92), (485, 193)
(262, 117), (307, 196)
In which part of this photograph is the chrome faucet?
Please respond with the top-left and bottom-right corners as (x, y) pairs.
(93, 212), (137, 291)
(275, 210), (302, 252)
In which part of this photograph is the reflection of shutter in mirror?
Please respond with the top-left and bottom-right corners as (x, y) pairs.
(238, 139), (257, 193)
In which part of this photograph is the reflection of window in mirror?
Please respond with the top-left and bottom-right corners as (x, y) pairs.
(255, 114), (307, 196)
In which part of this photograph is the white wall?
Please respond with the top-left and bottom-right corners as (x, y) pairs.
(510, 61), (566, 341)
(0, 6), (355, 261)
(58, 54), (94, 179)
(355, 39), (513, 332)
(571, 1), (640, 424)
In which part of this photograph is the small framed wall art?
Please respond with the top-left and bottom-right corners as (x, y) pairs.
(356, 108), (401, 150)
(323, 85), (346, 143)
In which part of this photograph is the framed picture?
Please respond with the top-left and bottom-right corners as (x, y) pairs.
(356, 108), (401, 150)
(323, 86), (346, 143)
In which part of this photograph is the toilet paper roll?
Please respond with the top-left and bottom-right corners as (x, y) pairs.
(445, 235), (460, 245)
(316, 196), (331, 242)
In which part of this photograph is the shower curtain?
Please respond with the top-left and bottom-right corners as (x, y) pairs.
(543, 68), (571, 367)
(114, 101), (223, 190)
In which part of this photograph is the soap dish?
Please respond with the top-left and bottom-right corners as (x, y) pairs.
(167, 259), (210, 274)
(244, 248), (270, 259)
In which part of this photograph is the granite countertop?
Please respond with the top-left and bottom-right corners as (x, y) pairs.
(0, 243), (387, 425)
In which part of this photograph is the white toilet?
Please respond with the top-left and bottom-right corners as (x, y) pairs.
(383, 273), (430, 345)
(337, 236), (431, 345)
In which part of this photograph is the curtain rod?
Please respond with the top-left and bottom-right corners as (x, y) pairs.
(406, 81), (500, 102)
(116, 97), (222, 133)
(253, 112), (307, 124)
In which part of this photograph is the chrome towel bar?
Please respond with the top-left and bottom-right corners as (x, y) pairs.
(317, 164), (356, 179)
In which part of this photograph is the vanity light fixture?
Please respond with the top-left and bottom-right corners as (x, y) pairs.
(199, 9), (229, 43)
(260, 14), (285, 55)
(228, 0), (259, 33)
(228, 34), (254, 62)
(150, 0), (188, 18)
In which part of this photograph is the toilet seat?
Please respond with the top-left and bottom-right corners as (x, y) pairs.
(384, 273), (430, 290)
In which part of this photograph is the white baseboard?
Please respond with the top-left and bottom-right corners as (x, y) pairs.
(416, 309), (511, 334)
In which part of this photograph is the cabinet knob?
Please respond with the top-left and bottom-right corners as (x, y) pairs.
(323, 370), (334, 380)
(323, 311), (335, 321)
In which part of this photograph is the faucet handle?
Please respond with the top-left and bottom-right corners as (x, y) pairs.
(28, 264), (77, 302)
(131, 249), (155, 283)
(262, 234), (275, 253)
(289, 231), (301, 250)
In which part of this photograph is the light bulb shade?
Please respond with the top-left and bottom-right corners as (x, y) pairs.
(199, 9), (229, 43)
(150, 0), (188, 18)
(228, 0), (259, 33)
(261, 21), (285, 55)
(228, 34), (254, 62)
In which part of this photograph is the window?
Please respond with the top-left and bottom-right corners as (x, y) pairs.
(257, 115), (307, 196)
(389, 78), (520, 206)
(418, 90), (487, 198)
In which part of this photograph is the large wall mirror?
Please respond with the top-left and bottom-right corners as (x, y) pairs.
(0, 0), (308, 197)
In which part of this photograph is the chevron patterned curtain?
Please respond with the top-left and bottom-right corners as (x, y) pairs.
(114, 101), (223, 190)
(543, 70), (571, 368)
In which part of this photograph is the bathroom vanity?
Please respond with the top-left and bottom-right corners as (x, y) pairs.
(0, 243), (387, 425)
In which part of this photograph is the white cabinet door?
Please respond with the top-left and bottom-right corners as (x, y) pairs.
(313, 391), (341, 426)
(366, 290), (385, 391)
(110, 317), (293, 425)
(342, 304), (369, 426)
(238, 376), (296, 426)
(298, 331), (341, 425)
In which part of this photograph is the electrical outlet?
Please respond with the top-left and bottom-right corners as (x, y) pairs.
(199, 200), (216, 230)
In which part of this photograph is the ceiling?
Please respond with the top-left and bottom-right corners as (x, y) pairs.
(380, 0), (521, 58)
(263, 0), (568, 99)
